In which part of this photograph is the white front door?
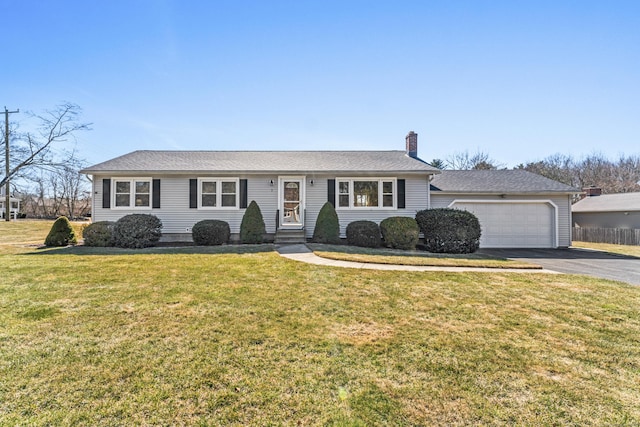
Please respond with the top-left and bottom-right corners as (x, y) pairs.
(279, 177), (304, 228)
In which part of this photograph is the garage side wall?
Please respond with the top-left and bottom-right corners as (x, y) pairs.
(430, 194), (573, 248)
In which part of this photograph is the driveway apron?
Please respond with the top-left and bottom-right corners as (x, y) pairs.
(478, 248), (640, 286)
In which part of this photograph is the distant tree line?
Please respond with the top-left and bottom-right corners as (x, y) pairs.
(516, 153), (640, 194)
(19, 160), (91, 219)
(431, 151), (640, 195)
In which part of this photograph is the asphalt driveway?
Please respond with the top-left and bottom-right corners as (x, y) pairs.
(479, 248), (640, 286)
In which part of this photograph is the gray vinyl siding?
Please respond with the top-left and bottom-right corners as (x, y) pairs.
(92, 174), (430, 239)
(92, 174), (280, 235)
(308, 175), (430, 238)
(430, 193), (573, 247)
(573, 211), (640, 229)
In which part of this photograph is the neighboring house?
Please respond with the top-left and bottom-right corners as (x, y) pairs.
(0, 188), (21, 220)
(81, 132), (578, 247)
(430, 170), (578, 248)
(572, 189), (640, 229)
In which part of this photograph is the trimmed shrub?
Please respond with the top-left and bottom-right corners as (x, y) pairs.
(380, 216), (419, 250)
(415, 208), (481, 254)
(192, 219), (230, 246)
(83, 221), (115, 247)
(240, 200), (266, 244)
(112, 214), (163, 249)
(346, 220), (381, 248)
(312, 202), (341, 244)
(44, 216), (77, 247)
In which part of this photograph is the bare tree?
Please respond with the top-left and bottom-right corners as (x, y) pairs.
(445, 150), (503, 170)
(517, 153), (578, 187)
(0, 103), (91, 190)
(519, 152), (640, 195)
(59, 160), (91, 219)
(24, 157), (91, 219)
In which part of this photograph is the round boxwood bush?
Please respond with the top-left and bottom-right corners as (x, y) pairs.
(112, 214), (163, 249)
(240, 200), (266, 244)
(415, 208), (481, 254)
(312, 202), (341, 244)
(346, 220), (381, 248)
(380, 216), (419, 250)
(44, 216), (77, 247)
(192, 219), (230, 246)
(83, 221), (115, 247)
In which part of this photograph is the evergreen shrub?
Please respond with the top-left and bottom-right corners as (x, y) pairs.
(112, 214), (163, 249)
(192, 219), (230, 246)
(312, 202), (341, 244)
(82, 221), (115, 247)
(44, 216), (78, 247)
(415, 208), (481, 254)
(380, 216), (419, 250)
(240, 201), (266, 244)
(346, 220), (381, 248)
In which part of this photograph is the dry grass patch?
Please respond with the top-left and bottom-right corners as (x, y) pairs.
(309, 243), (540, 268)
(572, 241), (640, 258)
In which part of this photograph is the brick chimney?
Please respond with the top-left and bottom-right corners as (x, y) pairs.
(406, 131), (418, 158)
(583, 186), (602, 197)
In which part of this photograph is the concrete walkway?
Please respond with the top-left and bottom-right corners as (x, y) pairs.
(276, 244), (561, 274)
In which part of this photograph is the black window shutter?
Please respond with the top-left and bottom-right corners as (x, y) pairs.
(189, 179), (198, 208)
(152, 179), (161, 209)
(327, 179), (336, 207)
(397, 179), (406, 209)
(102, 179), (111, 209)
(240, 179), (248, 208)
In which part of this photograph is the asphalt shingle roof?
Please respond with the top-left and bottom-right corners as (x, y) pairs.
(430, 170), (579, 194)
(572, 192), (640, 212)
(81, 150), (440, 174)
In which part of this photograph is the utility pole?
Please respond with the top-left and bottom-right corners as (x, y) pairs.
(4, 107), (19, 221)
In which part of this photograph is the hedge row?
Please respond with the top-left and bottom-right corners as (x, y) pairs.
(81, 214), (162, 248)
(80, 200), (267, 249)
(72, 203), (481, 254)
(317, 206), (480, 253)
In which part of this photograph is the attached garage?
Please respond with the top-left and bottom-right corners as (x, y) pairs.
(449, 201), (556, 248)
(429, 170), (579, 248)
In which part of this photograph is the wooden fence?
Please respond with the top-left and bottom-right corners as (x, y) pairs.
(573, 227), (640, 246)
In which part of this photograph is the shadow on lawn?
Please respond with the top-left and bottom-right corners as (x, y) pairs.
(25, 244), (277, 256)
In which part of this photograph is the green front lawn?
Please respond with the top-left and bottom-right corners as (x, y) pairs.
(1, 221), (640, 425)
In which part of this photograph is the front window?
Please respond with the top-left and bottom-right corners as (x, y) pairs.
(353, 181), (378, 207)
(338, 181), (350, 208)
(113, 178), (151, 208)
(135, 181), (150, 207)
(336, 178), (395, 209)
(199, 178), (238, 209)
(202, 181), (217, 207)
(221, 181), (237, 207)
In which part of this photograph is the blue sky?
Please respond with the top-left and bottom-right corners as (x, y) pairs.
(3, 0), (639, 167)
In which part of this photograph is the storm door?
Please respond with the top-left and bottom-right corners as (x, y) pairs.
(280, 178), (304, 228)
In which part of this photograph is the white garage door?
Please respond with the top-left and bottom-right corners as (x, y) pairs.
(452, 202), (555, 248)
